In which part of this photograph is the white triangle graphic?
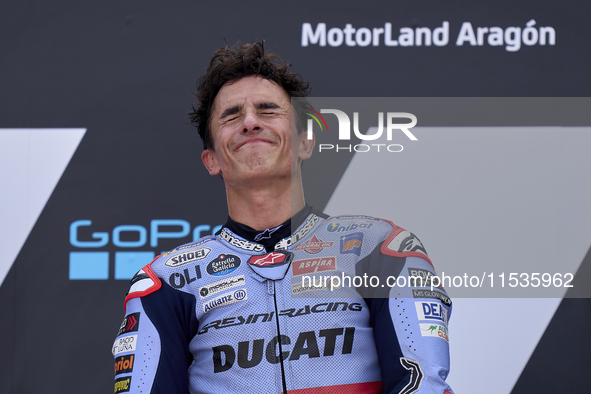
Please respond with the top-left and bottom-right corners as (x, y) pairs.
(325, 126), (591, 394)
(0, 128), (86, 287)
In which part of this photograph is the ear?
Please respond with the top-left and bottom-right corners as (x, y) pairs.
(201, 149), (221, 175)
(298, 131), (315, 161)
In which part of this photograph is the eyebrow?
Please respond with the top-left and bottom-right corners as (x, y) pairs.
(220, 105), (242, 120)
(255, 102), (281, 110)
(219, 102), (281, 120)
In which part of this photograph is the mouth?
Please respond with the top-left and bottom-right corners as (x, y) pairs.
(234, 138), (275, 150)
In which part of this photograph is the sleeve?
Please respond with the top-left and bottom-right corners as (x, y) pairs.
(357, 224), (454, 394)
(113, 263), (199, 394)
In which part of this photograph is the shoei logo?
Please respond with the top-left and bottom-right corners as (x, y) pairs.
(305, 109), (417, 153)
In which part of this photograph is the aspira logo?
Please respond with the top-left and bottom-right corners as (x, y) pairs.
(305, 108), (417, 153)
(69, 219), (222, 281)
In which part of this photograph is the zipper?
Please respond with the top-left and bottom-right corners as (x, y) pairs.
(270, 280), (288, 394)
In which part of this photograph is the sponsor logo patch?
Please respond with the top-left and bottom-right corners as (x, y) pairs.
(248, 251), (292, 267)
(165, 247), (211, 267)
(211, 327), (356, 372)
(415, 301), (448, 326)
(114, 354), (134, 375)
(408, 267), (441, 288)
(412, 289), (451, 307)
(254, 225), (282, 241)
(117, 313), (140, 336)
(219, 229), (265, 252)
(419, 323), (449, 342)
(340, 232), (363, 256)
(293, 235), (334, 254)
(162, 239), (211, 257)
(327, 215), (378, 221)
(274, 214), (319, 250)
(291, 281), (329, 295)
(203, 289), (247, 313)
(199, 275), (245, 299)
(292, 257), (336, 276)
(114, 376), (132, 393)
(198, 301), (362, 335)
(206, 254), (241, 276)
(326, 221), (374, 233)
(387, 231), (428, 256)
(112, 335), (138, 356)
(168, 265), (202, 289)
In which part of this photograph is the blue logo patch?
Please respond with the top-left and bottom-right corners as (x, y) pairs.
(206, 254), (241, 276)
(234, 289), (247, 300)
(340, 232), (364, 256)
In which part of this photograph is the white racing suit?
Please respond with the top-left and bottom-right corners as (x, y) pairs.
(113, 211), (454, 394)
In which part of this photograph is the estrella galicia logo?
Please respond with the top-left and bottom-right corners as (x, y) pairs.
(340, 232), (363, 256)
(117, 312), (140, 336)
(206, 254), (241, 276)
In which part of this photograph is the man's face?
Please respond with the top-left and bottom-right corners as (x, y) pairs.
(201, 76), (313, 186)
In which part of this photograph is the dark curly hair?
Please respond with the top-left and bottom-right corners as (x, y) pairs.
(189, 41), (311, 151)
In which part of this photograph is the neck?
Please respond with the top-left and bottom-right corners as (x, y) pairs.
(225, 174), (306, 231)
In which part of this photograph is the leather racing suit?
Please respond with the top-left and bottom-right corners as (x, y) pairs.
(113, 207), (454, 394)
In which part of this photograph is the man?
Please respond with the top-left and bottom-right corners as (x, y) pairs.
(112, 42), (454, 394)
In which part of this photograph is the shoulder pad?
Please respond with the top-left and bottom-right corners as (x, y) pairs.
(379, 219), (433, 268)
(124, 257), (162, 310)
(161, 236), (216, 257)
(325, 214), (379, 221)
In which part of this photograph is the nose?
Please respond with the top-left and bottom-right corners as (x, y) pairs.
(242, 109), (261, 133)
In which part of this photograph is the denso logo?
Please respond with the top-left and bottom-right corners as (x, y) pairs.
(415, 301), (449, 326)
